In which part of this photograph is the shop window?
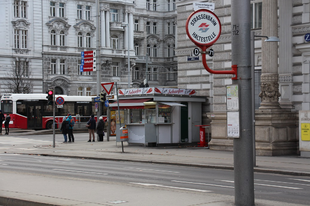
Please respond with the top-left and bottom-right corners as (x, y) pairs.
(158, 104), (171, 123)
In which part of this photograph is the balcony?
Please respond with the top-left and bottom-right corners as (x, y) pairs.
(110, 22), (125, 31)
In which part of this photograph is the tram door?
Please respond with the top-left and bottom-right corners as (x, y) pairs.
(27, 102), (42, 129)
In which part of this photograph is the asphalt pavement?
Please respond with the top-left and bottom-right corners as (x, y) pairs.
(0, 129), (309, 206)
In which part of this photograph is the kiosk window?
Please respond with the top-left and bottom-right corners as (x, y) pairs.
(158, 105), (171, 123)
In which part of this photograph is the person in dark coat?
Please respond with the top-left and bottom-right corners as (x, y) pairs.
(0, 110), (4, 135)
(87, 114), (96, 142)
(96, 116), (105, 141)
(60, 117), (69, 143)
(66, 114), (75, 143)
(4, 114), (11, 135)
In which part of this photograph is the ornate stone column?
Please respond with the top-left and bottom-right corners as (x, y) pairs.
(255, 0), (298, 156)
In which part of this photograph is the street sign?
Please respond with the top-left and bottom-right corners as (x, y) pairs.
(305, 33), (310, 42)
(55, 96), (65, 105)
(105, 100), (109, 107)
(81, 58), (96, 66)
(193, 2), (215, 11)
(94, 96), (100, 102)
(193, 48), (200, 56)
(186, 9), (221, 48)
(95, 102), (98, 109)
(81, 50), (96, 58)
(101, 82), (114, 95)
(208, 49), (214, 57)
(187, 56), (199, 61)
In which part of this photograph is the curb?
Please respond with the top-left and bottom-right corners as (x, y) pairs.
(19, 153), (310, 177)
(0, 196), (56, 206)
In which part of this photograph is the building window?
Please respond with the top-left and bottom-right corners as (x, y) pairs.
(153, 22), (157, 34)
(51, 59), (57, 74)
(21, 30), (27, 48)
(153, 68), (157, 80)
(111, 9), (119, 22)
(167, 22), (170, 34)
(167, 45), (171, 57)
(14, 1), (19, 18)
(14, 29), (19, 48)
(59, 3), (65, 18)
(60, 31), (65, 46)
(146, 0), (150, 10)
(111, 37), (118, 50)
(146, 22), (150, 34)
(86, 33), (91, 48)
(147, 44), (151, 56)
(153, 0), (157, 11)
(134, 19), (139, 31)
(77, 87), (83, 96)
(86, 87), (91, 96)
(173, 0), (176, 11)
(51, 30), (56, 46)
(251, 2), (262, 29)
(21, 1), (27, 18)
(133, 67), (139, 80)
(173, 22), (176, 35)
(60, 59), (65, 74)
(135, 44), (139, 55)
(77, 32), (83, 47)
(85, 6), (91, 20)
(50, 2), (56, 17)
(78, 64), (82, 75)
(112, 63), (119, 76)
(77, 5), (82, 19)
(166, 68), (175, 80)
(153, 45), (157, 57)
(147, 68), (151, 80)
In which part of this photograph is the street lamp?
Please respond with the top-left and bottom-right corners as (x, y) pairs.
(251, 31), (280, 166)
(122, 23), (130, 88)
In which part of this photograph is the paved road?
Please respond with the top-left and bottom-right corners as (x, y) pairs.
(1, 154), (310, 205)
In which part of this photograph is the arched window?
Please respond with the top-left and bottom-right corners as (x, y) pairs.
(135, 43), (139, 55)
(153, 45), (157, 57)
(78, 32), (83, 47)
(77, 87), (83, 96)
(51, 30), (56, 45)
(86, 87), (91, 96)
(55, 86), (64, 94)
(60, 31), (65, 46)
(147, 44), (151, 56)
(86, 33), (91, 48)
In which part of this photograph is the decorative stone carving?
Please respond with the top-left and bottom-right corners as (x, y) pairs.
(74, 20), (96, 36)
(259, 81), (281, 102)
(279, 74), (292, 82)
(46, 18), (71, 34)
(147, 35), (161, 46)
(11, 19), (30, 29)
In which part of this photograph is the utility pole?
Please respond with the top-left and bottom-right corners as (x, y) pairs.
(96, 0), (101, 121)
(231, 0), (255, 206)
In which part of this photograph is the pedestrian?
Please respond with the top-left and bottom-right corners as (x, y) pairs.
(96, 116), (105, 141)
(4, 114), (11, 135)
(66, 113), (75, 143)
(60, 117), (69, 143)
(86, 114), (96, 142)
(0, 110), (4, 135)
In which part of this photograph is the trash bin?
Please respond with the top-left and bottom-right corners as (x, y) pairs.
(195, 125), (210, 147)
(120, 127), (128, 142)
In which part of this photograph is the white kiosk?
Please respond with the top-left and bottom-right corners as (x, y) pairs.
(109, 87), (206, 146)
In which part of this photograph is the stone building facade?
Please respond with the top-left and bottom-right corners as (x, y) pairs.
(0, 0), (177, 96)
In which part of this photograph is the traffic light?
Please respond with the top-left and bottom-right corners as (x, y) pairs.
(46, 89), (54, 105)
(100, 92), (106, 102)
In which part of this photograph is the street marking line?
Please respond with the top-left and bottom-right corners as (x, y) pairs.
(220, 180), (301, 190)
(130, 182), (211, 193)
(171, 180), (234, 189)
(124, 167), (179, 174)
(256, 179), (310, 187)
(291, 178), (310, 183)
(53, 168), (108, 175)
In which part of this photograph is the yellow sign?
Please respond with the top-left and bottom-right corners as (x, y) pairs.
(301, 123), (310, 141)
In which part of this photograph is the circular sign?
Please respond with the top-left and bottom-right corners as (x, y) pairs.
(186, 9), (221, 48)
(56, 96), (65, 105)
(193, 48), (200, 56)
(305, 33), (310, 42)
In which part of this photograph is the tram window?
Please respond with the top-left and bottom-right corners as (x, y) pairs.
(1, 100), (13, 114)
(17, 101), (27, 116)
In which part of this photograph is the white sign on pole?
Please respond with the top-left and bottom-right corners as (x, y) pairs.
(227, 85), (239, 111)
(227, 111), (240, 138)
(193, 2), (215, 11)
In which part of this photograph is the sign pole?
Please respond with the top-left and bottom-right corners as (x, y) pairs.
(96, 0), (101, 138)
(231, 0), (254, 205)
(52, 87), (56, 148)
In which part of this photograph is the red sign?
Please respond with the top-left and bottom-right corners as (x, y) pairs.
(56, 96), (65, 105)
(83, 65), (94, 72)
(101, 82), (114, 95)
(82, 50), (96, 58)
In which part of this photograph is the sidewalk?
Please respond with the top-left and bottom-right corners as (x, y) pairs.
(2, 132), (310, 176)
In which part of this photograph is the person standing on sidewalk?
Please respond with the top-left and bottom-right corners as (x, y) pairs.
(96, 116), (105, 141)
(60, 117), (69, 143)
(66, 113), (75, 143)
(0, 110), (4, 135)
(4, 114), (11, 135)
(86, 114), (96, 142)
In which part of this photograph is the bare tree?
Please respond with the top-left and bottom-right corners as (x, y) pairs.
(5, 60), (32, 93)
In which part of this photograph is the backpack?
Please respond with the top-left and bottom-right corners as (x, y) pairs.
(69, 119), (75, 127)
